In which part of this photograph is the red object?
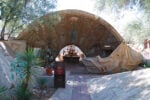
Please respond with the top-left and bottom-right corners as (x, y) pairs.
(46, 67), (53, 75)
(54, 62), (66, 88)
(54, 62), (65, 75)
(55, 67), (65, 75)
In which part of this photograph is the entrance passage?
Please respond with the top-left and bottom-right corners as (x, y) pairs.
(56, 44), (85, 63)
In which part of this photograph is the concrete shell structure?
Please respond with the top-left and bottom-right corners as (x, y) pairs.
(17, 10), (124, 57)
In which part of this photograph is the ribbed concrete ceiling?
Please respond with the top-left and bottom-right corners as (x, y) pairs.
(17, 9), (123, 56)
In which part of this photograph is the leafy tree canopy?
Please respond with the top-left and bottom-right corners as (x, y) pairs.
(94, 0), (150, 43)
(0, 0), (57, 40)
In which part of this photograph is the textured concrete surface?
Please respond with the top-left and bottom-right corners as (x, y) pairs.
(50, 68), (150, 100)
(0, 42), (14, 88)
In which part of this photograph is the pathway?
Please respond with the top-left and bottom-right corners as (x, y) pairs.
(71, 75), (91, 100)
(50, 68), (150, 100)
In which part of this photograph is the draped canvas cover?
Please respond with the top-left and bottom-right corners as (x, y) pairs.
(82, 43), (143, 74)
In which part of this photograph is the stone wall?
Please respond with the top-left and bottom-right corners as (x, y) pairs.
(4, 40), (26, 54)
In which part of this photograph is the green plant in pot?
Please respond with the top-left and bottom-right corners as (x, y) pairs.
(40, 48), (57, 75)
(35, 78), (47, 99)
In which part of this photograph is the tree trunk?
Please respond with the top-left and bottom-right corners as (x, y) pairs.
(23, 75), (30, 92)
(24, 68), (30, 91)
(0, 20), (8, 40)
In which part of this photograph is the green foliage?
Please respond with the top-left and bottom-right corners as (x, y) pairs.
(0, 86), (7, 93)
(140, 0), (150, 12)
(95, 0), (130, 11)
(94, 0), (150, 43)
(11, 47), (41, 91)
(37, 48), (58, 67)
(15, 84), (32, 100)
(11, 47), (46, 99)
(124, 21), (144, 42)
(144, 63), (150, 68)
(0, 86), (11, 100)
(143, 60), (150, 68)
(36, 78), (47, 90)
(0, 0), (57, 39)
(94, 0), (105, 11)
(22, 0), (57, 24)
(95, 0), (150, 11)
(115, 0), (130, 8)
(0, 0), (26, 39)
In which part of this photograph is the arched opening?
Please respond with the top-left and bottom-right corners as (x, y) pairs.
(55, 44), (85, 62)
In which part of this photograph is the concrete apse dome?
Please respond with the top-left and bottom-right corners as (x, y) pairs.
(17, 9), (124, 57)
